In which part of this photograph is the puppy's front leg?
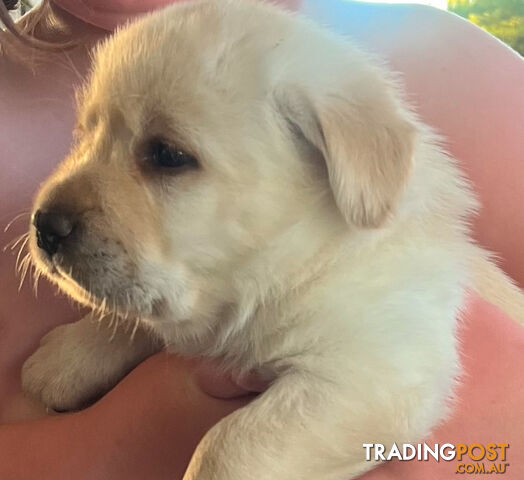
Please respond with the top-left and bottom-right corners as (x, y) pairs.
(22, 313), (160, 411)
(184, 372), (378, 480)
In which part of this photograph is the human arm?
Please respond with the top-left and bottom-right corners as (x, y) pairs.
(1, 353), (252, 480)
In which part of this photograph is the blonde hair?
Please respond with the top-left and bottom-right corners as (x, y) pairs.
(0, 0), (75, 55)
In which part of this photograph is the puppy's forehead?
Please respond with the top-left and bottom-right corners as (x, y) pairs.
(80, 1), (292, 133)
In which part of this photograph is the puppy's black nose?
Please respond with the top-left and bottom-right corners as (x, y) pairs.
(33, 209), (74, 256)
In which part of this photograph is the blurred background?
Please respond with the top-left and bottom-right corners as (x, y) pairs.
(364, 0), (523, 56)
(447, 0), (523, 55)
(5, 0), (524, 56)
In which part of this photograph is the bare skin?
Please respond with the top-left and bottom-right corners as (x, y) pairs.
(0, 353), (254, 480)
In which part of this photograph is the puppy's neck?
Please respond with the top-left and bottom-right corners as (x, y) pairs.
(226, 205), (348, 325)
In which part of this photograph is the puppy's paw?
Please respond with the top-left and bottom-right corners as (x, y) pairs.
(21, 322), (108, 411)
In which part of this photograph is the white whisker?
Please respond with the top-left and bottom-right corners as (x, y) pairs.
(4, 231), (29, 253)
(3, 211), (30, 233)
(15, 235), (30, 271)
(32, 266), (43, 297)
(130, 318), (141, 343)
(18, 254), (32, 291)
(109, 316), (120, 342)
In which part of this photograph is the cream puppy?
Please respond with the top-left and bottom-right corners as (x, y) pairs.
(23, 1), (481, 478)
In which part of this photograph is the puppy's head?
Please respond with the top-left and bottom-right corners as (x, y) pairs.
(30, 0), (416, 328)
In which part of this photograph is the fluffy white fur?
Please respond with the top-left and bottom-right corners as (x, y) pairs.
(22, 1), (508, 478)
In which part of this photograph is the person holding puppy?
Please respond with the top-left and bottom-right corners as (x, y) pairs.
(0, 0), (523, 479)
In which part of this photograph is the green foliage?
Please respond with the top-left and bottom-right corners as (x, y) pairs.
(448, 0), (524, 55)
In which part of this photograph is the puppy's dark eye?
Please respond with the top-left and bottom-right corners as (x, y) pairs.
(147, 139), (198, 170)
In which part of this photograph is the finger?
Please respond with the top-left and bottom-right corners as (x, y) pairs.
(80, 352), (252, 480)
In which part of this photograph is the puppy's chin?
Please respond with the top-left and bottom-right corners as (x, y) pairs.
(56, 272), (164, 321)
(31, 247), (161, 320)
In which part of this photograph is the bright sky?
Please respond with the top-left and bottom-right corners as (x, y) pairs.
(353, 0), (448, 10)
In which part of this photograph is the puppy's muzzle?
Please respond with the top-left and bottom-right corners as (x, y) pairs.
(33, 209), (75, 256)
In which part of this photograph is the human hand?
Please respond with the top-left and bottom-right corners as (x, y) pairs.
(0, 353), (260, 480)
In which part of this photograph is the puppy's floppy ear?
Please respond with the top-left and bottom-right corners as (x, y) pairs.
(275, 70), (417, 228)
